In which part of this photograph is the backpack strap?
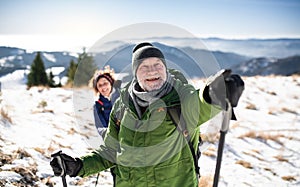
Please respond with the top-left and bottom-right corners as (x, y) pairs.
(114, 105), (126, 131)
(167, 106), (201, 178)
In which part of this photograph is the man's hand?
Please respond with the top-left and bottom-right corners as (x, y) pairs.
(204, 69), (244, 110)
(50, 151), (83, 177)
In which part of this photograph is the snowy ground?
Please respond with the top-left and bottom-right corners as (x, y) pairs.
(199, 76), (300, 187)
(0, 71), (299, 186)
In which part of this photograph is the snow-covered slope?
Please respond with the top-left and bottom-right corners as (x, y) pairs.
(0, 72), (299, 186)
(0, 73), (112, 186)
(199, 75), (300, 186)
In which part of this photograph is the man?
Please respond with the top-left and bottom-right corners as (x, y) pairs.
(50, 42), (244, 187)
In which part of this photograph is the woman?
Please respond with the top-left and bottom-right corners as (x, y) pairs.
(90, 65), (120, 139)
(90, 65), (120, 187)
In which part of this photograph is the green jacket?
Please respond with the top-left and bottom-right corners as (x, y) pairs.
(78, 78), (221, 187)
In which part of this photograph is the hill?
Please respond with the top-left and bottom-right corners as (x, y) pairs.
(0, 47), (77, 77)
(232, 56), (300, 76)
(0, 72), (299, 186)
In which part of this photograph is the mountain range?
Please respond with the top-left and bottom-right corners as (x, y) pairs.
(0, 46), (77, 77)
(0, 37), (299, 79)
(233, 56), (300, 76)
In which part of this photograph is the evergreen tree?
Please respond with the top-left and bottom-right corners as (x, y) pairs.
(27, 52), (48, 87)
(48, 70), (55, 87)
(66, 59), (78, 86)
(73, 48), (97, 87)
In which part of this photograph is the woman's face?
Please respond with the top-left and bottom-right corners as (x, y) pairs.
(96, 77), (112, 97)
(136, 57), (167, 91)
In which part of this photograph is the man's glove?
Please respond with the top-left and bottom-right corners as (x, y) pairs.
(50, 150), (83, 177)
(204, 69), (244, 111)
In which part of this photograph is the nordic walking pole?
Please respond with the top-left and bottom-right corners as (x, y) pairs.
(213, 99), (232, 187)
(61, 174), (67, 187)
(95, 173), (100, 187)
(51, 150), (68, 187)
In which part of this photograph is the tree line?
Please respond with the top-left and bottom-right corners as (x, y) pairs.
(26, 49), (96, 88)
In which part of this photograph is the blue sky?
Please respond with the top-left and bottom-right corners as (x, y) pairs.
(0, 0), (299, 51)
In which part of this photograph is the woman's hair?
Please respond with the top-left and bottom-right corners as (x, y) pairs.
(89, 65), (115, 95)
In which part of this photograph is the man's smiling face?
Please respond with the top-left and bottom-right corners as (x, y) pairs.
(136, 57), (167, 92)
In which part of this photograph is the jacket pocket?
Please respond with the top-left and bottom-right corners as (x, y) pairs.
(154, 158), (193, 181)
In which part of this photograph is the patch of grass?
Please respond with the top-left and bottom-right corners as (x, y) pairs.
(268, 110), (276, 115)
(13, 148), (31, 159)
(12, 166), (38, 184)
(267, 91), (277, 96)
(34, 100), (54, 113)
(239, 131), (256, 139)
(201, 133), (219, 144)
(0, 148), (38, 186)
(40, 177), (56, 187)
(0, 180), (5, 187)
(38, 100), (47, 109)
(199, 175), (213, 187)
(251, 149), (260, 154)
(274, 155), (289, 162)
(242, 151), (265, 161)
(245, 103), (257, 110)
(0, 152), (14, 166)
(50, 139), (71, 149)
(281, 175), (296, 182)
(235, 160), (253, 169)
(34, 147), (45, 155)
(281, 107), (298, 114)
(1, 108), (12, 123)
(263, 167), (277, 176)
(68, 127), (76, 135)
(238, 131), (284, 145)
(202, 147), (216, 158)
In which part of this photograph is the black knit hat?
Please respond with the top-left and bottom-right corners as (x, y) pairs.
(132, 42), (166, 77)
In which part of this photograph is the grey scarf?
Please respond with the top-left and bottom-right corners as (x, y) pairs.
(129, 72), (174, 118)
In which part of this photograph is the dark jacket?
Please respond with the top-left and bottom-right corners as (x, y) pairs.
(94, 88), (120, 138)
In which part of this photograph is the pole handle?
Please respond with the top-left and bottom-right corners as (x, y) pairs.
(51, 150), (68, 187)
(220, 99), (232, 132)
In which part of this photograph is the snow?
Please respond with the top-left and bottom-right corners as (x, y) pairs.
(0, 56), (16, 66)
(46, 66), (66, 85)
(0, 171), (22, 181)
(199, 76), (300, 186)
(0, 70), (28, 89)
(46, 67), (65, 76)
(43, 53), (56, 63)
(0, 71), (300, 186)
